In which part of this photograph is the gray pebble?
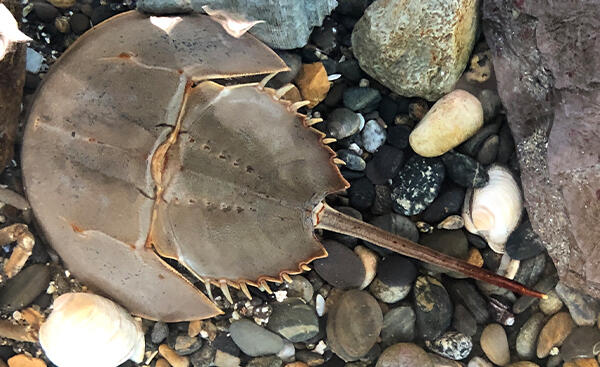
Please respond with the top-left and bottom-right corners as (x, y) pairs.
(515, 312), (545, 359)
(452, 304), (477, 337)
(343, 87), (382, 112)
(365, 213), (419, 255)
(370, 278), (411, 304)
(327, 108), (363, 139)
(314, 240), (365, 289)
(247, 355), (283, 367)
(381, 306), (416, 346)
(447, 280), (488, 325)
(336, 149), (366, 171)
(151, 322), (169, 344)
(266, 298), (319, 342)
(476, 135), (499, 165)
(420, 230), (469, 277)
(175, 335), (203, 356)
(190, 344), (216, 367)
(555, 282), (598, 326)
(560, 326), (600, 362)
(376, 343), (433, 367)
(229, 319), (284, 357)
(284, 275), (313, 302)
(0, 264), (50, 313)
(371, 185), (393, 215)
(413, 276), (453, 340)
(272, 51), (302, 87)
(513, 273), (559, 314)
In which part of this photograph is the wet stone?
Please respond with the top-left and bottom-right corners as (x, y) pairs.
(413, 276), (453, 340)
(327, 108), (363, 140)
(371, 145), (404, 180)
(229, 320), (284, 357)
(0, 264), (51, 313)
(266, 298), (319, 343)
(480, 324), (510, 366)
(327, 290), (383, 362)
(247, 356), (282, 367)
(343, 87), (382, 112)
(33, 2), (59, 21)
(336, 149), (366, 171)
(441, 151), (488, 188)
(447, 280), (489, 324)
(348, 177), (375, 210)
(420, 184), (465, 223)
(381, 306), (416, 346)
(425, 331), (472, 361)
(452, 304), (477, 337)
(284, 276), (313, 303)
(560, 326), (600, 362)
(386, 125), (411, 150)
(536, 312), (574, 358)
(391, 156), (445, 216)
(505, 221), (546, 260)
(376, 343), (433, 367)
(371, 185), (393, 215)
(365, 213), (419, 255)
(152, 322), (169, 344)
(419, 230), (469, 277)
(516, 312), (545, 360)
(476, 135), (499, 165)
(314, 240), (365, 289)
(362, 120), (387, 153)
(555, 283), (598, 326)
(457, 122), (501, 157)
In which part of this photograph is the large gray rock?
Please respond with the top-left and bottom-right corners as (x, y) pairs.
(136, 0), (337, 49)
(482, 0), (600, 297)
(351, 0), (478, 101)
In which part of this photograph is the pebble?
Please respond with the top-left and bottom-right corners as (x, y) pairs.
(512, 273), (559, 314)
(90, 5), (115, 25)
(348, 177), (375, 210)
(391, 156), (445, 216)
(409, 90), (483, 157)
(54, 16), (70, 33)
(420, 185), (465, 223)
(386, 125), (411, 150)
(413, 276), (453, 340)
(338, 59), (362, 82)
(343, 87), (382, 112)
(248, 356), (282, 367)
(212, 350), (238, 367)
(419, 230), (469, 277)
(428, 353), (463, 367)
(354, 245), (378, 289)
(276, 342), (294, 361)
(441, 151), (488, 188)
(480, 324), (510, 366)
(466, 248), (484, 267)
(284, 276), (313, 303)
(447, 280), (489, 324)
(452, 304), (477, 337)
(70, 13), (91, 34)
(313, 240), (365, 289)
(516, 312), (545, 359)
(376, 343), (433, 367)
(437, 215), (464, 230)
(266, 298), (319, 342)
(175, 335), (203, 356)
(33, 2), (59, 22)
(371, 185), (393, 215)
(513, 253), (547, 287)
(536, 311), (574, 358)
(561, 326), (600, 361)
(0, 264), (50, 313)
(496, 123), (514, 164)
(506, 363), (540, 367)
(272, 52), (302, 87)
(327, 290), (383, 362)
(229, 320), (285, 357)
(295, 63), (330, 108)
(476, 135), (499, 165)
(190, 344), (216, 367)
(336, 149), (366, 171)
(505, 221), (546, 260)
(408, 100), (429, 121)
(160, 344), (190, 367)
(295, 351), (324, 366)
(362, 120), (387, 153)
(7, 355), (46, 367)
(555, 283), (598, 326)
(152, 322), (169, 344)
(539, 290), (563, 315)
(25, 48), (44, 74)
(381, 306), (416, 346)
(468, 357), (492, 367)
(488, 298), (515, 326)
(371, 145), (404, 179)
(425, 331), (472, 361)
(458, 122), (501, 157)
(378, 96), (398, 124)
(48, 0), (75, 8)
(324, 83), (345, 107)
(369, 255), (416, 303)
(365, 213), (419, 254)
(327, 108), (363, 140)
(563, 359), (599, 367)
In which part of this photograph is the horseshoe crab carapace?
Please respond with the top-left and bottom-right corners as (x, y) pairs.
(21, 11), (544, 322)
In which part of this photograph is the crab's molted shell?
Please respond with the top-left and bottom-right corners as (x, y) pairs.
(22, 11), (347, 321)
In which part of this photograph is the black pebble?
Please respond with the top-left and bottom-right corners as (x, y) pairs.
(33, 2), (59, 22)
(336, 149), (366, 171)
(348, 177), (375, 210)
(386, 125), (411, 150)
(413, 276), (453, 340)
(338, 59), (362, 82)
(371, 145), (404, 180)
(441, 151), (488, 188)
(91, 5), (115, 25)
(505, 220), (546, 260)
(391, 156), (445, 216)
(447, 280), (490, 324)
(314, 240), (365, 289)
(70, 13), (90, 34)
(378, 96), (398, 124)
(343, 87), (382, 112)
(419, 184), (465, 223)
(377, 255), (417, 287)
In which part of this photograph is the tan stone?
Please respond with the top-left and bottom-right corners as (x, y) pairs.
(156, 358), (171, 367)
(507, 363), (540, 367)
(480, 323), (510, 366)
(48, 0), (75, 8)
(7, 355), (46, 367)
(466, 248), (484, 268)
(294, 63), (330, 108)
(563, 358), (599, 367)
(159, 344), (189, 367)
(354, 245), (378, 290)
(536, 312), (574, 358)
(409, 89), (483, 157)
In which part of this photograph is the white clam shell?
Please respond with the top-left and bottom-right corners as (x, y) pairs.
(462, 165), (523, 253)
(39, 293), (145, 367)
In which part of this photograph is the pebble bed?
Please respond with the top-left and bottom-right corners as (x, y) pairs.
(1, 1), (599, 367)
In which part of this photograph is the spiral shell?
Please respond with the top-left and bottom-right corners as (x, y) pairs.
(462, 165), (523, 253)
(39, 293), (145, 367)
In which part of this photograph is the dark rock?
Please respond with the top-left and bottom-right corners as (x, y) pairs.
(371, 185), (393, 215)
(272, 51), (302, 87)
(452, 304), (477, 337)
(505, 221), (546, 260)
(371, 145), (404, 180)
(174, 335), (203, 356)
(381, 306), (416, 346)
(513, 273), (559, 314)
(419, 230), (469, 276)
(365, 213), (419, 255)
(386, 125), (411, 150)
(466, 233), (487, 250)
(70, 13), (90, 34)
(483, 0), (600, 298)
(311, 19), (338, 54)
(447, 280), (489, 324)
(151, 322), (169, 344)
(212, 332), (240, 356)
(378, 96), (398, 124)
(338, 59), (362, 82)
(555, 283), (598, 326)
(488, 298), (515, 326)
(284, 275), (313, 302)
(33, 2), (59, 22)
(343, 87), (382, 112)
(336, 149), (365, 171)
(0, 264), (50, 312)
(513, 253), (546, 287)
(441, 151), (488, 188)
(457, 122), (501, 157)
(495, 123), (514, 164)
(314, 240), (365, 289)
(420, 184), (465, 223)
(327, 107), (362, 140)
(190, 344), (216, 367)
(348, 177), (375, 210)
(324, 82), (345, 107)
(370, 255), (416, 303)
(391, 156), (445, 216)
(376, 343), (433, 367)
(336, 0), (370, 18)
(425, 331), (472, 361)
(413, 276), (453, 340)
(90, 5), (115, 25)
(327, 290), (383, 362)
(340, 168), (364, 181)
(515, 312), (545, 360)
(476, 135), (499, 165)
(229, 319), (284, 357)
(560, 326), (600, 362)
(267, 298), (319, 342)
(295, 350), (324, 366)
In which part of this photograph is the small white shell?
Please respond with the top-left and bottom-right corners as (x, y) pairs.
(462, 165), (523, 253)
(39, 293), (145, 367)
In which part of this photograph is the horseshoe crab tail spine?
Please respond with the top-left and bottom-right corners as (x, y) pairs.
(313, 202), (547, 299)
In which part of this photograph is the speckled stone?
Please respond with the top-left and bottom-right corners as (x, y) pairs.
(376, 343), (433, 367)
(536, 312), (574, 358)
(362, 120), (387, 153)
(425, 331), (472, 360)
(391, 156), (445, 216)
(515, 312), (545, 359)
(413, 276), (453, 340)
(381, 306), (416, 346)
(441, 151), (488, 188)
(480, 324), (510, 366)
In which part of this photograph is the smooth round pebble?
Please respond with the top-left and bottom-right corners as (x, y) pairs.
(539, 290), (563, 315)
(365, 213), (419, 254)
(468, 357), (492, 367)
(480, 324), (510, 366)
(370, 255), (417, 302)
(0, 264), (51, 313)
(267, 298), (319, 343)
(447, 280), (489, 324)
(419, 230), (469, 277)
(284, 276), (313, 303)
(516, 312), (545, 359)
(420, 185), (465, 223)
(70, 13), (90, 34)
(476, 134), (499, 165)
(561, 326), (600, 362)
(413, 276), (453, 340)
(536, 312), (574, 358)
(391, 156), (445, 216)
(354, 245), (378, 289)
(327, 108), (363, 139)
(452, 304), (477, 337)
(387, 125), (411, 150)
(336, 149), (366, 171)
(381, 307), (416, 346)
(505, 221), (546, 260)
(507, 363), (540, 367)
(425, 331), (472, 360)
(229, 320), (284, 357)
(555, 283), (598, 326)
(343, 87), (382, 112)
(371, 145), (404, 179)
(348, 177), (375, 210)
(376, 343), (433, 367)
(369, 278), (411, 304)
(362, 120), (387, 153)
(441, 151), (488, 188)
(409, 90), (483, 157)
(313, 240), (365, 289)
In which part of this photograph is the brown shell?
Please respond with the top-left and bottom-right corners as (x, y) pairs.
(22, 11), (348, 321)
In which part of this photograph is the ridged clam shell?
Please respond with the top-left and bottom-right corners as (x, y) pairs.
(462, 165), (522, 253)
(39, 293), (145, 367)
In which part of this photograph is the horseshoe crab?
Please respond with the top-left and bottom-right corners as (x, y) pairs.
(21, 11), (543, 322)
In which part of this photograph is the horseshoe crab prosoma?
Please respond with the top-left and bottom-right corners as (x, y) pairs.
(22, 11), (544, 322)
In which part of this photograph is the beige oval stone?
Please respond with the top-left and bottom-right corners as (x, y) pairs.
(480, 323), (510, 366)
(376, 343), (433, 367)
(536, 311), (574, 358)
(409, 89), (483, 157)
(507, 363), (540, 367)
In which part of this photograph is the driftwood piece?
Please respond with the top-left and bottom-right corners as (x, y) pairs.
(483, 0), (600, 297)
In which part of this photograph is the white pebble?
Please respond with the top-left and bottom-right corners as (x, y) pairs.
(362, 120), (386, 153)
(315, 294), (325, 317)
